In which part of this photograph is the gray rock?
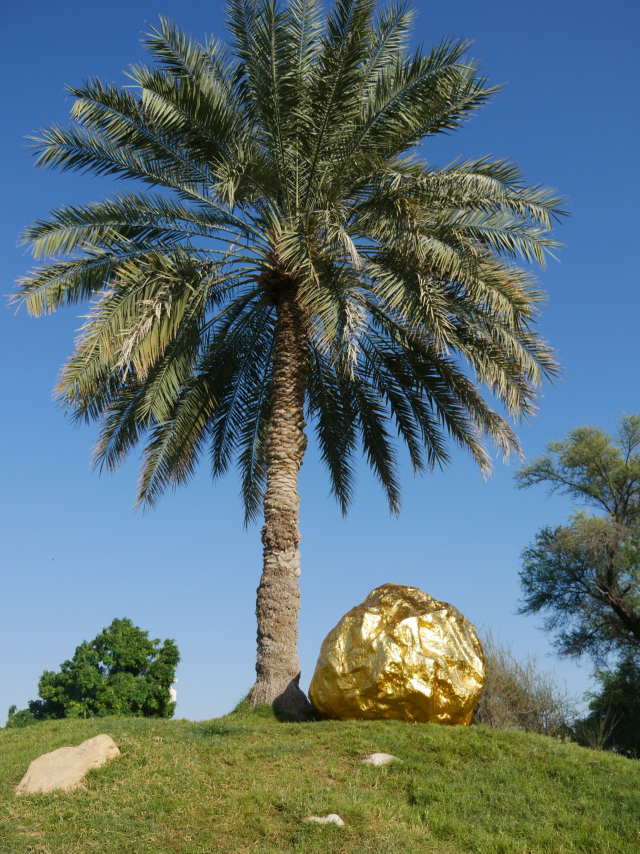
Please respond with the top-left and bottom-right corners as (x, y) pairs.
(362, 752), (399, 766)
(305, 813), (345, 826)
(16, 734), (120, 795)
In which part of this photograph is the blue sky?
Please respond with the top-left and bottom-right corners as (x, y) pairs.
(1, 0), (638, 722)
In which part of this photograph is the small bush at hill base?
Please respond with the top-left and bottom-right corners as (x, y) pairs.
(473, 629), (576, 735)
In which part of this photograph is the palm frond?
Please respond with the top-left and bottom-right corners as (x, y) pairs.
(12, 0), (567, 520)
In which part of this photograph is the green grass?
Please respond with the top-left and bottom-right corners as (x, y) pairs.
(1, 701), (638, 853)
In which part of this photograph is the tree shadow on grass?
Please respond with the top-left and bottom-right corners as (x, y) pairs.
(230, 691), (322, 724)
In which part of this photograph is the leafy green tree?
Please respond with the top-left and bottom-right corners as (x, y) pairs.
(7, 618), (179, 724)
(578, 654), (640, 757)
(12, 0), (565, 717)
(519, 514), (640, 663)
(516, 415), (640, 525)
(5, 705), (39, 729)
(593, 656), (640, 756)
(516, 416), (640, 665)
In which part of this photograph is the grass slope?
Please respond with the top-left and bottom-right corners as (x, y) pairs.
(1, 702), (638, 853)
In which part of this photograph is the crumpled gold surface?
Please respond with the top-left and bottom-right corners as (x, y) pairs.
(308, 583), (484, 725)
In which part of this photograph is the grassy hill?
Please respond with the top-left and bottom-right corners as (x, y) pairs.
(1, 701), (638, 853)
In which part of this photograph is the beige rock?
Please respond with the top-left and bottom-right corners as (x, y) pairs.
(305, 814), (345, 826)
(16, 734), (120, 795)
(362, 752), (399, 766)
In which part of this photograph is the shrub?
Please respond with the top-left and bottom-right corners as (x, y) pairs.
(574, 654), (640, 756)
(473, 629), (576, 735)
(5, 705), (39, 729)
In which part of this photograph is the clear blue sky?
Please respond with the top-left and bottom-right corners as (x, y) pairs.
(1, 0), (638, 722)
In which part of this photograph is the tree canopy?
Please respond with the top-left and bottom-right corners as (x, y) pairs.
(517, 416), (640, 665)
(7, 618), (180, 725)
(516, 415), (640, 525)
(12, 0), (565, 522)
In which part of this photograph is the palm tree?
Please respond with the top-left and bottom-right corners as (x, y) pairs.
(13, 0), (565, 718)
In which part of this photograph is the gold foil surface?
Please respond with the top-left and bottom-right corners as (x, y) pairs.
(308, 584), (484, 725)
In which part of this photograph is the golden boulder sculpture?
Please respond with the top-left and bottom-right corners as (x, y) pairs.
(308, 584), (484, 724)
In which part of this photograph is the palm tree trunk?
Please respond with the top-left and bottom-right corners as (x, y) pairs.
(250, 287), (312, 718)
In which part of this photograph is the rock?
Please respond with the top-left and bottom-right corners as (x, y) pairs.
(362, 752), (399, 766)
(305, 814), (345, 826)
(16, 734), (120, 795)
(308, 583), (484, 725)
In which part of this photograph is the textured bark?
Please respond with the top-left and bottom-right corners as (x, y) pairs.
(250, 287), (313, 719)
